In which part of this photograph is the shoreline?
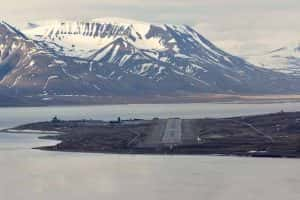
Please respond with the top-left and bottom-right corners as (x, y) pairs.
(3, 94), (300, 107)
(33, 145), (300, 159)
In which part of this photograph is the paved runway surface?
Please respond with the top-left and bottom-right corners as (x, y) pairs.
(162, 118), (182, 145)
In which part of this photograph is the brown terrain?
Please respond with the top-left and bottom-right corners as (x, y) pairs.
(3, 94), (300, 107)
(6, 111), (300, 157)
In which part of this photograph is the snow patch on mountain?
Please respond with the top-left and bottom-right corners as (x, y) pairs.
(22, 18), (179, 59)
(43, 75), (59, 90)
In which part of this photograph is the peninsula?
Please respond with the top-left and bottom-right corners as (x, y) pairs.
(5, 112), (300, 157)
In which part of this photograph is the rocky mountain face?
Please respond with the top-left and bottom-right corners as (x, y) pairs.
(0, 21), (77, 95)
(0, 18), (300, 100)
(245, 43), (300, 76)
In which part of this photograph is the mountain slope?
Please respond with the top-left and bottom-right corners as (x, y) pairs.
(245, 43), (300, 76)
(0, 21), (87, 95)
(1, 18), (300, 100)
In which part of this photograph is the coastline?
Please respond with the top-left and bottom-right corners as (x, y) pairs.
(33, 145), (300, 158)
(2, 94), (300, 107)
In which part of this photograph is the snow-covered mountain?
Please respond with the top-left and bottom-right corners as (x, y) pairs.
(244, 42), (300, 75)
(0, 21), (100, 95)
(24, 18), (169, 58)
(1, 18), (300, 100)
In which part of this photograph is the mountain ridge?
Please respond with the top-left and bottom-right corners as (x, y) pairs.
(1, 18), (300, 104)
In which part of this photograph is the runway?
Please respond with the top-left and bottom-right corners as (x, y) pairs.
(161, 118), (182, 145)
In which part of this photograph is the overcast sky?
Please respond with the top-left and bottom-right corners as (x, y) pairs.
(1, 0), (300, 55)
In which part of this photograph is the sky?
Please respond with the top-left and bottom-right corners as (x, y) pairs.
(1, 0), (300, 55)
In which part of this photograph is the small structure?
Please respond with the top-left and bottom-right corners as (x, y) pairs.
(51, 116), (60, 123)
(109, 117), (122, 124)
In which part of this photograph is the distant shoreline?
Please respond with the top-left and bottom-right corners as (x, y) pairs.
(2, 94), (300, 107)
